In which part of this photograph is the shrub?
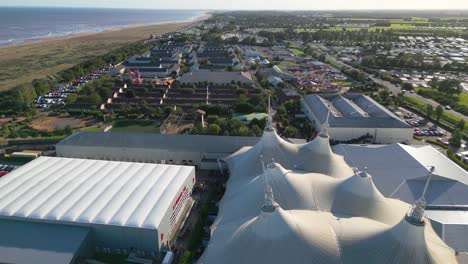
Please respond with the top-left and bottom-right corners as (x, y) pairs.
(425, 139), (448, 149)
(178, 251), (192, 264)
(447, 150), (468, 171)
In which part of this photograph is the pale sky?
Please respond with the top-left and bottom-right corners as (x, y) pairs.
(1, 0), (468, 10)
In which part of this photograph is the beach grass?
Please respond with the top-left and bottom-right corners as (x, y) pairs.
(0, 22), (189, 91)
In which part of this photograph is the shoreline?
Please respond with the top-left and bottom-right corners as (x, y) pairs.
(0, 17), (208, 91)
(0, 13), (210, 49)
(0, 22), (188, 49)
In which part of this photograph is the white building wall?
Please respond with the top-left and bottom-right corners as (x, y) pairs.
(92, 225), (158, 253)
(329, 127), (412, 144)
(56, 146), (204, 165)
(157, 169), (196, 247)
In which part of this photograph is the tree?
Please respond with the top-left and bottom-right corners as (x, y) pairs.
(207, 115), (220, 124)
(449, 129), (462, 147)
(80, 94), (102, 105)
(65, 94), (78, 104)
(436, 79), (462, 96)
(125, 90), (137, 98)
(283, 126), (297, 138)
(435, 105), (444, 122)
(425, 104), (434, 117)
(237, 126), (251, 136)
(379, 89), (390, 105)
(206, 124), (221, 135)
(402, 82), (413, 91)
(97, 87), (113, 100)
(457, 119), (465, 130)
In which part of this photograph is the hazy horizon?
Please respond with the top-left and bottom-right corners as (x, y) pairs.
(1, 0), (468, 11)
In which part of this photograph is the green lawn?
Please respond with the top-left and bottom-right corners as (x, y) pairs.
(290, 47), (305, 55)
(233, 112), (268, 123)
(333, 81), (353, 86)
(460, 93), (468, 107)
(81, 125), (101, 132)
(111, 120), (160, 133)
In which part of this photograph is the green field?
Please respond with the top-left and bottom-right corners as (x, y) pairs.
(325, 23), (414, 32)
(460, 93), (468, 107)
(290, 47), (305, 55)
(111, 120), (160, 133)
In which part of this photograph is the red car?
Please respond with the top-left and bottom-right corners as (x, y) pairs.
(0, 171), (9, 177)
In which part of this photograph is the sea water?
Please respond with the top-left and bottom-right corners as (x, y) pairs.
(0, 7), (205, 46)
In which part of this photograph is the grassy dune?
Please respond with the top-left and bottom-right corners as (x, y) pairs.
(0, 22), (189, 91)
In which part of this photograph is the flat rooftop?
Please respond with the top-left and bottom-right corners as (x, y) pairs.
(303, 94), (410, 128)
(0, 219), (89, 264)
(57, 132), (260, 153)
(0, 157), (195, 230)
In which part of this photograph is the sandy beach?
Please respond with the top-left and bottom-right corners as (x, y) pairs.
(0, 21), (194, 91)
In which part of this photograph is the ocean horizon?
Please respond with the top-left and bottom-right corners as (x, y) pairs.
(0, 7), (206, 47)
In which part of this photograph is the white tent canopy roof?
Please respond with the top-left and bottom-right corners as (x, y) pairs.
(0, 157), (194, 230)
(201, 128), (457, 264)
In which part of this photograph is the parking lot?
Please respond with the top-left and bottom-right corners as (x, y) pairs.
(396, 107), (452, 145)
(34, 67), (109, 109)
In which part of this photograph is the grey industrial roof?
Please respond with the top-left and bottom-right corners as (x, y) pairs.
(0, 219), (89, 264)
(334, 143), (468, 207)
(179, 71), (254, 84)
(426, 210), (468, 253)
(58, 132), (260, 154)
(303, 94), (410, 128)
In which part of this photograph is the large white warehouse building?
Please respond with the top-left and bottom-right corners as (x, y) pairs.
(301, 93), (412, 144)
(0, 157), (195, 260)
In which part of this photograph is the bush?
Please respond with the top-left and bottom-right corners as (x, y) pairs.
(425, 139), (448, 149)
(206, 124), (221, 135)
(178, 251), (192, 264)
(449, 129), (462, 147)
(206, 115), (220, 124)
(283, 126), (297, 138)
(447, 150), (468, 171)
